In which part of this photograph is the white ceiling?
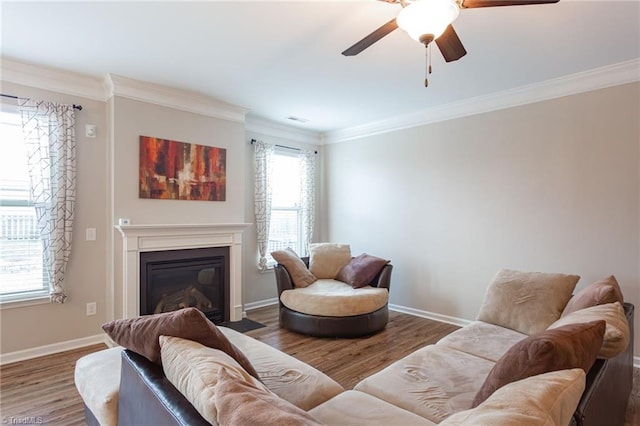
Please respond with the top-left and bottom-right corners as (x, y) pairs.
(1, 1), (639, 134)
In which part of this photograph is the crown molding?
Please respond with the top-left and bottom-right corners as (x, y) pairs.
(103, 74), (248, 123)
(0, 57), (106, 101)
(245, 115), (321, 145)
(322, 59), (640, 144)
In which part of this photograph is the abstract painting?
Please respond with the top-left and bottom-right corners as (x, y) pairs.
(139, 136), (226, 201)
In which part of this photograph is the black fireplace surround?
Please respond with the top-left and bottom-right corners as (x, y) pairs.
(140, 247), (230, 323)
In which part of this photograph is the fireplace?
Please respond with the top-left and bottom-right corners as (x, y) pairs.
(140, 247), (230, 323)
(115, 223), (249, 321)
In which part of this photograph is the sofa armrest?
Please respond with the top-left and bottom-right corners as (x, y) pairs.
(118, 350), (210, 426)
(275, 264), (295, 297)
(572, 302), (634, 426)
(371, 264), (393, 290)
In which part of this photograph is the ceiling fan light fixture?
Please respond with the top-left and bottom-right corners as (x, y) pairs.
(397, 0), (460, 43)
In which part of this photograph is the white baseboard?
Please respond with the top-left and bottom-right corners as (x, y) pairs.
(244, 298), (278, 312)
(0, 334), (108, 365)
(389, 303), (473, 328)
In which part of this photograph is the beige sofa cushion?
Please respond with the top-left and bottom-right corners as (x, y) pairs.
(272, 248), (317, 288)
(354, 345), (494, 423)
(159, 336), (261, 426)
(308, 243), (352, 279)
(562, 275), (624, 316)
(280, 279), (388, 317)
(436, 321), (528, 362)
(442, 369), (586, 426)
(309, 390), (436, 426)
(219, 326), (344, 410)
(477, 269), (579, 335)
(548, 302), (629, 359)
(74, 346), (123, 426)
(214, 367), (322, 426)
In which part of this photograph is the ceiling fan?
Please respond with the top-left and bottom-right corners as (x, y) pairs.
(342, 0), (560, 64)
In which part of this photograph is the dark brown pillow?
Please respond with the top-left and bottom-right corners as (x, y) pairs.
(102, 307), (259, 379)
(563, 275), (624, 316)
(472, 320), (605, 407)
(336, 253), (389, 288)
(215, 367), (322, 426)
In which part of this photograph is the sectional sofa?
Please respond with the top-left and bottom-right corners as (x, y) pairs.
(76, 270), (634, 426)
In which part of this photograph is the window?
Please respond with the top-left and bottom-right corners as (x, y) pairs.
(0, 110), (48, 302)
(254, 140), (316, 271)
(266, 149), (304, 266)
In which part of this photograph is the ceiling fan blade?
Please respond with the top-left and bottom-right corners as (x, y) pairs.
(435, 25), (467, 62)
(461, 0), (559, 8)
(341, 18), (399, 56)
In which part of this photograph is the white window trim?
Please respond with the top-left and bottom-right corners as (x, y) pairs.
(0, 293), (50, 309)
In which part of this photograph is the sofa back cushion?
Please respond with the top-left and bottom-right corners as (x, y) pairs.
(549, 301), (629, 359)
(215, 367), (322, 426)
(562, 275), (624, 316)
(471, 320), (605, 407)
(272, 248), (317, 288)
(160, 335), (263, 426)
(308, 243), (352, 279)
(476, 269), (579, 335)
(443, 369), (586, 426)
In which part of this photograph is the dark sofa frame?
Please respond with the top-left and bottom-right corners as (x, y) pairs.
(571, 302), (634, 426)
(274, 257), (393, 337)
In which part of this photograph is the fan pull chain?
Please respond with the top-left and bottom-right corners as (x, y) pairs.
(425, 44), (433, 88)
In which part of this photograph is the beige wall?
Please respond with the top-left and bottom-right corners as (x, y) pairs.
(111, 97), (245, 224)
(323, 82), (640, 355)
(110, 97), (247, 318)
(0, 82), (109, 353)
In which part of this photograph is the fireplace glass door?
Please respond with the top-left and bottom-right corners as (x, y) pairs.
(140, 247), (229, 323)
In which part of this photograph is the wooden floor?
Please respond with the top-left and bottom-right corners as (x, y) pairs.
(0, 343), (108, 425)
(0, 305), (638, 425)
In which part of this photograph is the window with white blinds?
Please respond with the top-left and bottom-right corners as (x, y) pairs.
(0, 110), (48, 301)
(265, 149), (304, 266)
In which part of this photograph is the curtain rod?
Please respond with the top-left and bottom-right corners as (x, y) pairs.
(250, 138), (317, 154)
(0, 93), (83, 111)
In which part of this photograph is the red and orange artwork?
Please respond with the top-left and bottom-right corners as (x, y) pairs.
(139, 136), (226, 201)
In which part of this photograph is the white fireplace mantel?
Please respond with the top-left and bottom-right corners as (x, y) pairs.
(115, 223), (250, 321)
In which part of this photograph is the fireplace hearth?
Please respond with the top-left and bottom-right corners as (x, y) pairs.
(140, 247), (230, 323)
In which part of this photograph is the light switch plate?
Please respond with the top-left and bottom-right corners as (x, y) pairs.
(85, 228), (96, 241)
(85, 124), (97, 138)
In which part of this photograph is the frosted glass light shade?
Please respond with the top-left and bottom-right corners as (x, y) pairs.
(397, 0), (460, 42)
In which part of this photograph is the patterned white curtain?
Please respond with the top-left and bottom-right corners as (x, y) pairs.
(299, 149), (316, 256)
(253, 140), (275, 271)
(19, 99), (77, 303)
